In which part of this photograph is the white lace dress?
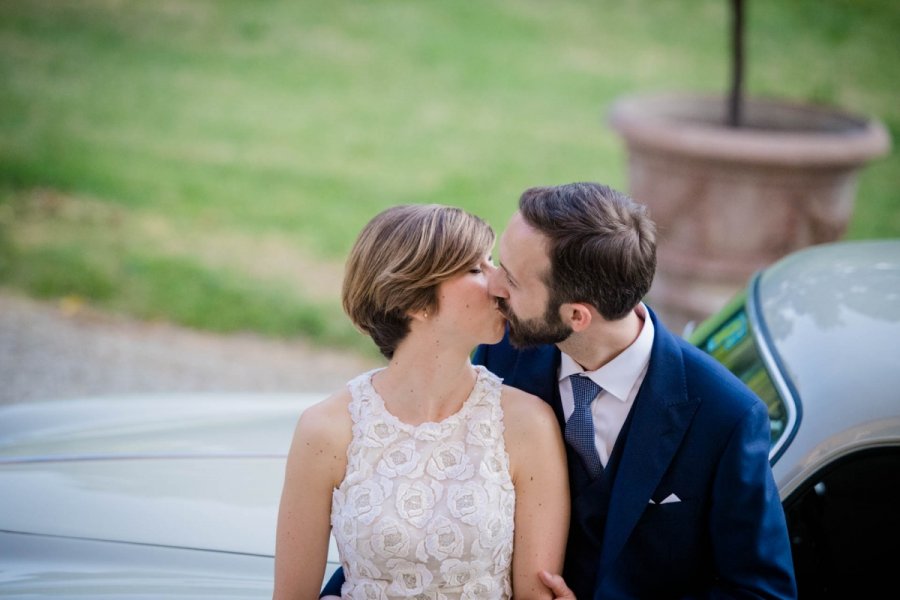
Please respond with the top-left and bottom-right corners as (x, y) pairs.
(331, 365), (516, 599)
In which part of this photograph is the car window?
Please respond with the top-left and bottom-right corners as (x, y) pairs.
(689, 294), (788, 450)
(782, 448), (900, 598)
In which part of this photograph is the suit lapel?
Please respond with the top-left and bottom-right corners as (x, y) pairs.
(595, 312), (701, 581)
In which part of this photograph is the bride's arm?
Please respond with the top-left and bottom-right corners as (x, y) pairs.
(273, 391), (351, 600)
(502, 387), (570, 600)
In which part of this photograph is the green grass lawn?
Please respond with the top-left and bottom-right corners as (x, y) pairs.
(1, 0), (897, 354)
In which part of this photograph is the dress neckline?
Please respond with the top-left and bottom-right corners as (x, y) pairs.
(362, 365), (488, 434)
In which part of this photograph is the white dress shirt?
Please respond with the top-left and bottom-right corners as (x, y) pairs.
(558, 303), (654, 466)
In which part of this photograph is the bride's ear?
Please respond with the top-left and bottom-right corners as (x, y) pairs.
(408, 307), (430, 323)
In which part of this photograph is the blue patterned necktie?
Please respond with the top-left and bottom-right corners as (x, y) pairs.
(566, 374), (603, 478)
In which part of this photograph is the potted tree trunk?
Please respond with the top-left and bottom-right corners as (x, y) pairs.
(608, 0), (891, 333)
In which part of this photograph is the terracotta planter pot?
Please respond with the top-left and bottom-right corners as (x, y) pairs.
(608, 92), (891, 333)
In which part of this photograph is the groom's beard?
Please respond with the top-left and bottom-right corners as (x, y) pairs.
(499, 298), (572, 348)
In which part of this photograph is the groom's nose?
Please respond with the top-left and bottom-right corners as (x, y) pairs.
(487, 267), (509, 299)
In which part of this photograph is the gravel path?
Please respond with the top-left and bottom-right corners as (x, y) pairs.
(0, 291), (381, 405)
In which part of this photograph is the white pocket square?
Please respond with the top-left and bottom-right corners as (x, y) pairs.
(649, 493), (681, 505)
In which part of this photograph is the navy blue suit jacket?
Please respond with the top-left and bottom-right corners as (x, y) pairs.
(471, 307), (796, 599)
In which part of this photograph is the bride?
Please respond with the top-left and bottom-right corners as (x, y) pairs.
(273, 204), (568, 599)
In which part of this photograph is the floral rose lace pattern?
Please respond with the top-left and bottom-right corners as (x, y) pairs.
(331, 365), (515, 599)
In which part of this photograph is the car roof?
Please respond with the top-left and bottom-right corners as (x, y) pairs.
(0, 394), (343, 596)
(0, 395), (320, 556)
(0, 394), (319, 460)
(752, 239), (900, 495)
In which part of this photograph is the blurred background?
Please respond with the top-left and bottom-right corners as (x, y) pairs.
(1, 0), (897, 360)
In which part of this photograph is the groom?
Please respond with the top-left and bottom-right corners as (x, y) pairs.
(476, 182), (796, 599)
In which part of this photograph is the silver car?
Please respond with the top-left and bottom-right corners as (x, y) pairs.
(1, 239), (897, 598)
(688, 238), (900, 598)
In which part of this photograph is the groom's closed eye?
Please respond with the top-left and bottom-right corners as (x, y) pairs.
(498, 263), (518, 288)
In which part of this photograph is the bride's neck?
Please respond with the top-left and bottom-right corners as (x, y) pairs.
(375, 342), (476, 424)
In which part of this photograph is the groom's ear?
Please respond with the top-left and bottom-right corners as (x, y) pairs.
(561, 302), (593, 332)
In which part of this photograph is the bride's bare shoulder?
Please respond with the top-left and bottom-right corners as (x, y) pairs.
(292, 385), (353, 448)
(499, 385), (558, 436)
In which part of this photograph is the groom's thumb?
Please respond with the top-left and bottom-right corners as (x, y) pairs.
(539, 570), (576, 600)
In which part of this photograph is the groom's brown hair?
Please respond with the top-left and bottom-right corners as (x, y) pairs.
(519, 182), (657, 321)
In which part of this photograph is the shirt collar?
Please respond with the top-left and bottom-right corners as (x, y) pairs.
(559, 303), (655, 403)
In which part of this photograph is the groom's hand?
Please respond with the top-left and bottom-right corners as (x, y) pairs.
(539, 570), (576, 600)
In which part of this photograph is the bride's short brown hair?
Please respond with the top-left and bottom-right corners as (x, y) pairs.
(342, 204), (494, 359)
